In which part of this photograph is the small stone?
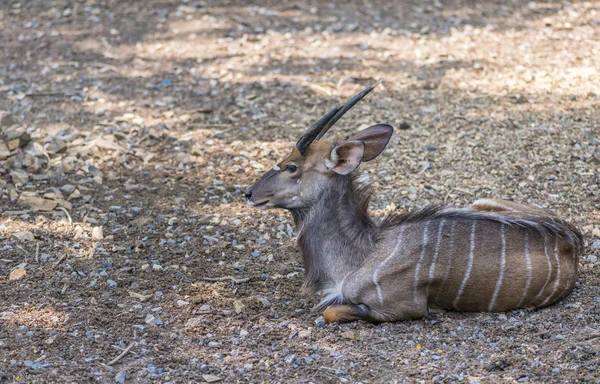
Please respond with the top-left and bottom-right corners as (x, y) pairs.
(91, 226), (104, 241)
(17, 195), (57, 211)
(176, 300), (190, 307)
(107, 279), (117, 288)
(60, 184), (76, 194)
(145, 314), (163, 326)
(185, 317), (203, 328)
(314, 316), (326, 328)
(202, 374), (222, 383)
(498, 314), (508, 321)
(13, 231), (34, 242)
(10, 170), (29, 186)
(588, 255), (598, 263)
(9, 268), (27, 281)
(298, 329), (312, 339)
(114, 370), (126, 383)
(592, 228), (600, 238)
(284, 354), (296, 364)
(592, 240), (600, 249)
(341, 331), (356, 340)
(233, 300), (245, 314)
(0, 111), (16, 127)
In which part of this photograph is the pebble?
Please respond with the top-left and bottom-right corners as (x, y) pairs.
(176, 300), (190, 307)
(92, 226), (104, 241)
(107, 280), (117, 287)
(588, 255), (598, 263)
(202, 374), (222, 383)
(145, 314), (163, 326)
(314, 316), (326, 328)
(114, 370), (126, 383)
(592, 240), (600, 249)
(12, 231), (34, 242)
(9, 268), (27, 281)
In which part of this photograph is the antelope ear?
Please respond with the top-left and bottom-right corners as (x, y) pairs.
(326, 141), (365, 175)
(346, 124), (393, 162)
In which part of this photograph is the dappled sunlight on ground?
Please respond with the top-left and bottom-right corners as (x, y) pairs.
(1, 0), (599, 382)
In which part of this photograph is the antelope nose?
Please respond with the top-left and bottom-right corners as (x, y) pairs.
(245, 190), (252, 200)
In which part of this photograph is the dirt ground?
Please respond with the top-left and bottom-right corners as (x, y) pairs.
(1, 0), (599, 383)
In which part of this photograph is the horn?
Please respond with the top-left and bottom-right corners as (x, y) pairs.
(295, 80), (382, 154)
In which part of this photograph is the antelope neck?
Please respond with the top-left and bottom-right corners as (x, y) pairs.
(290, 176), (376, 289)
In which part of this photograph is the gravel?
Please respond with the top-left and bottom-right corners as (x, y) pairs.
(0, 0), (599, 383)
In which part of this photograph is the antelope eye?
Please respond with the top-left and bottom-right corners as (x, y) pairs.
(285, 164), (298, 173)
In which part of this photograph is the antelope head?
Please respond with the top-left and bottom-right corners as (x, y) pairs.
(245, 82), (393, 211)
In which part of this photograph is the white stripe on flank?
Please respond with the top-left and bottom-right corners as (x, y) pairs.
(517, 232), (532, 307)
(454, 221), (477, 310)
(426, 219), (446, 297)
(413, 221), (431, 303)
(534, 238), (552, 301)
(540, 237), (561, 307)
(488, 223), (506, 312)
(436, 221), (457, 302)
(373, 226), (405, 305)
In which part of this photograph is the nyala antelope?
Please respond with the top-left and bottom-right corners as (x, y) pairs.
(245, 82), (584, 324)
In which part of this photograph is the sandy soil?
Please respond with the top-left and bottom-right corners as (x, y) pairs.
(0, 0), (599, 383)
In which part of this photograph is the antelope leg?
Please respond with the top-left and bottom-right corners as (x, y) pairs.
(323, 304), (392, 324)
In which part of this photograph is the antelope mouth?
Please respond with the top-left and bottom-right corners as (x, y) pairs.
(249, 200), (270, 209)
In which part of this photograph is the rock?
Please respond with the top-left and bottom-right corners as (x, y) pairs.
(9, 268), (26, 281)
(24, 360), (52, 370)
(91, 226), (104, 241)
(10, 170), (29, 186)
(588, 255), (598, 263)
(185, 317), (203, 328)
(12, 231), (34, 242)
(128, 291), (152, 301)
(114, 370), (126, 383)
(298, 329), (312, 339)
(145, 314), (163, 326)
(233, 299), (245, 314)
(592, 228), (600, 238)
(202, 374), (222, 383)
(0, 112), (16, 128)
(314, 316), (326, 328)
(60, 184), (76, 194)
(341, 331), (356, 340)
(176, 300), (190, 307)
(17, 195), (57, 211)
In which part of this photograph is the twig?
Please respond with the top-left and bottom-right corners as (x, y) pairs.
(57, 207), (72, 226)
(201, 276), (250, 284)
(35, 243), (40, 263)
(26, 93), (65, 97)
(585, 333), (600, 341)
(54, 254), (67, 266)
(108, 331), (137, 366)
